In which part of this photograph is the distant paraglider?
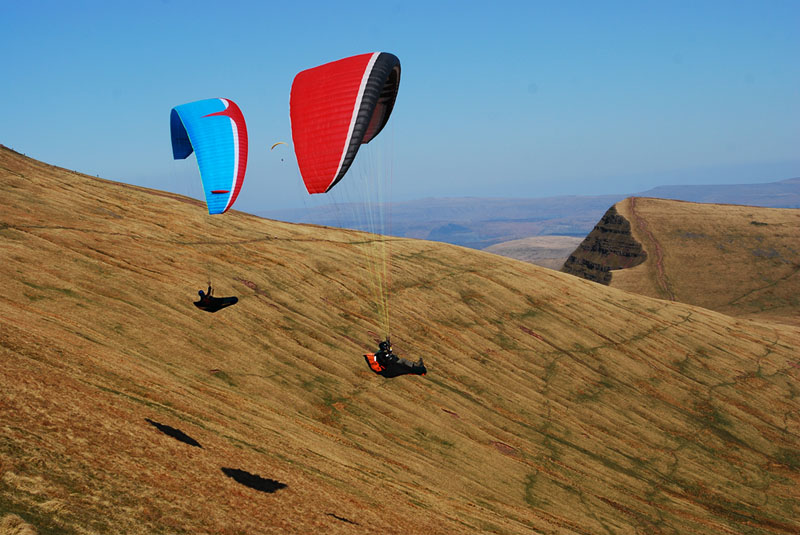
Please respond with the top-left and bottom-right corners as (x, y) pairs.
(270, 141), (288, 161)
(170, 98), (248, 214)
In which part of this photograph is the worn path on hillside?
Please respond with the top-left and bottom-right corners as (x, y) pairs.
(628, 197), (675, 300)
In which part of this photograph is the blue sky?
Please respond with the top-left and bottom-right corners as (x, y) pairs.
(2, 0), (799, 212)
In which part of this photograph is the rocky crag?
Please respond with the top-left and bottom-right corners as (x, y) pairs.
(561, 205), (647, 283)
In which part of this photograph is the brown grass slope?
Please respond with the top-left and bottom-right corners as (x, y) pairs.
(564, 197), (800, 327)
(1, 146), (800, 534)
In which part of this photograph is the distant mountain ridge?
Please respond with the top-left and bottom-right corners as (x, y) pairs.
(262, 177), (800, 249)
(638, 177), (800, 208)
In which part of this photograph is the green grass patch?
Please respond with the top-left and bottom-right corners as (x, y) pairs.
(21, 280), (80, 299)
(574, 376), (613, 403)
(211, 370), (236, 387)
(425, 376), (482, 405)
(493, 332), (520, 350)
(775, 448), (800, 471)
(414, 427), (454, 449)
(524, 472), (545, 508)
(512, 308), (539, 320)
(675, 355), (691, 375)
(92, 384), (164, 411)
(300, 374), (337, 394)
(543, 359), (558, 383)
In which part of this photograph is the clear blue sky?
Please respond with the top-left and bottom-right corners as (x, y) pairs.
(3, 0), (799, 212)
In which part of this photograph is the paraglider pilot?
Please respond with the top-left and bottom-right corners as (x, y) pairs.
(194, 284), (238, 313)
(374, 339), (425, 373)
(197, 285), (213, 304)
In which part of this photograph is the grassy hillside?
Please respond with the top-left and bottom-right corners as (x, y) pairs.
(2, 146), (800, 534)
(564, 197), (800, 326)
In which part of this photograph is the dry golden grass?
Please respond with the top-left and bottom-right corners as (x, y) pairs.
(612, 197), (800, 326)
(1, 146), (800, 534)
(0, 513), (38, 535)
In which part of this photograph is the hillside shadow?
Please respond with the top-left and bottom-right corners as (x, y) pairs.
(221, 467), (287, 494)
(145, 418), (202, 448)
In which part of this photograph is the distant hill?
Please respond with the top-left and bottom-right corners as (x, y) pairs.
(484, 236), (583, 269)
(3, 145), (800, 534)
(262, 178), (800, 251)
(563, 197), (800, 326)
(638, 177), (800, 208)
(264, 195), (627, 248)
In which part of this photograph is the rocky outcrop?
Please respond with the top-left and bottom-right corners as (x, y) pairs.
(561, 205), (646, 284)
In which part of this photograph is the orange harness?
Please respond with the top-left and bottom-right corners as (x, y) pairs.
(364, 353), (385, 373)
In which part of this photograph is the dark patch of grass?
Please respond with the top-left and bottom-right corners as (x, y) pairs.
(425, 376), (482, 406)
(0, 228), (26, 241)
(543, 359), (558, 383)
(690, 400), (751, 451)
(476, 519), (508, 534)
(300, 374), (336, 394)
(675, 354), (691, 375)
(675, 481), (793, 532)
(414, 427), (454, 449)
(210, 369), (236, 387)
(493, 332), (520, 351)
(516, 308), (540, 320)
(0, 493), (80, 535)
(775, 448), (800, 471)
(21, 280), (79, 298)
(540, 433), (563, 461)
(221, 434), (272, 456)
(695, 347), (711, 359)
(698, 401), (732, 430)
(72, 329), (102, 345)
(456, 374), (488, 397)
(524, 472), (545, 508)
(319, 393), (349, 425)
(330, 323), (356, 339)
(442, 315), (478, 328)
(459, 289), (484, 306)
(93, 385), (163, 411)
(574, 377), (613, 403)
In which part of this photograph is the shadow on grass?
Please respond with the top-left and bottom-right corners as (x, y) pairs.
(326, 513), (360, 525)
(221, 467), (287, 494)
(145, 418), (202, 448)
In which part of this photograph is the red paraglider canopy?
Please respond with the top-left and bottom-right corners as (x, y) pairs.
(290, 52), (400, 194)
